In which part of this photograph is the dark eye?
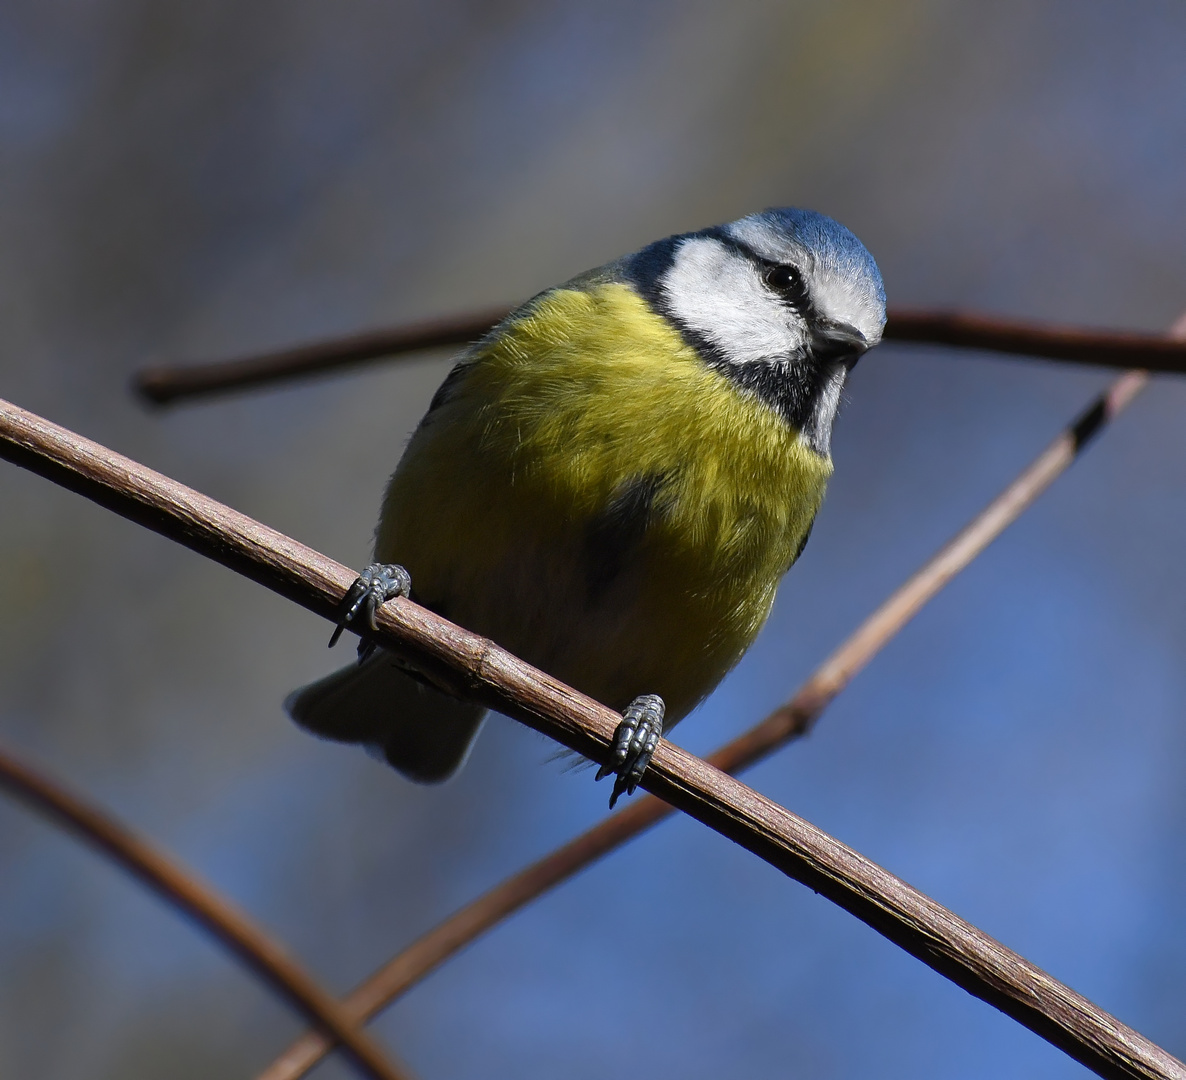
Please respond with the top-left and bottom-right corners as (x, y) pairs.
(763, 263), (807, 307)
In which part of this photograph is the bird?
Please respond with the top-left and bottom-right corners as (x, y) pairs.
(285, 207), (886, 807)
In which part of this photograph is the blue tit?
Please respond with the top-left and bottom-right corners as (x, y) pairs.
(286, 207), (886, 806)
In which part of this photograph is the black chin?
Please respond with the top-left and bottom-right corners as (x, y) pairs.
(707, 352), (845, 454)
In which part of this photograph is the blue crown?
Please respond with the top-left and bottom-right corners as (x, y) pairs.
(743, 207), (886, 308)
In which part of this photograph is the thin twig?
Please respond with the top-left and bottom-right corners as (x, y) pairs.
(0, 397), (1181, 1080)
(0, 742), (413, 1080)
(882, 310), (1186, 371)
(257, 368), (1150, 1080)
(134, 308), (511, 404)
(132, 306), (1186, 405)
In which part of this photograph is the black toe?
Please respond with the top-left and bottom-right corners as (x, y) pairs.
(329, 562), (412, 648)
(598, 693), (665, 808)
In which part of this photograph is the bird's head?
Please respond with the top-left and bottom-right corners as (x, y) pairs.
(627, 207), (885, 453)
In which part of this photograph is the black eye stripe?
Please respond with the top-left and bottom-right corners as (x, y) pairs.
(760, 261), (809, 309)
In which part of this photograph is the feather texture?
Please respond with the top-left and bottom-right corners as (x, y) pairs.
(375, 281), (831, 727)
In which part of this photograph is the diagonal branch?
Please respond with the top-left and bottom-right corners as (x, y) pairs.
(132, 306), (1186, 405)
(0, 390), (1181, 1080)
(257, 368), (1149, 1080)
(0, 742), (414, 1080)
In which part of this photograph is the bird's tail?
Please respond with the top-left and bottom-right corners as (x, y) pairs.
(285, 651), (486, 783)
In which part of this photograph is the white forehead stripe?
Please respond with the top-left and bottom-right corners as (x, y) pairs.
(725, 217), (805, 264)
(660, 236), (809, 366)
(727, 216), (884, 346)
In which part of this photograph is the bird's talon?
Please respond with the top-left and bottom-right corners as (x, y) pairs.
(598, 693), (665, 808)
(329, 563), (412, 648)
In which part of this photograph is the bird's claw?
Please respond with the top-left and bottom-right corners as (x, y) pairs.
(596, 693), (665, 808)
(328, 563), (412, 651)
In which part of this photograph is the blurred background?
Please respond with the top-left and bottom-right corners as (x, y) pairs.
(2, 1), (1186, 1077)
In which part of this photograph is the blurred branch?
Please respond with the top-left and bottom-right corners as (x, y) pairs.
(258, 368), (1150, 1080)
(134, 307), (511, 404)
(0, 396), (1182, 1080)
(882, 309), (1186, 370)
(0, 742), (413, 1080)
(132, 305), (1186, 405)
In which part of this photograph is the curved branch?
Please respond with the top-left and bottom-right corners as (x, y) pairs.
(132, 306), (1186, 406)
(0, 742), (413, 1080)
(257, 369), (1149, 1080)
(0, 391), (1181, 1080)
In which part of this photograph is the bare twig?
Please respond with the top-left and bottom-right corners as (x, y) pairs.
(134, 308), (511, 404)
(882, 310), (1186, 372)
(0, 742), (413, 1080)
(0, 396), (1181, 1080)
(132, 306), (1186, 405)
(258, 368), (1151, 1080)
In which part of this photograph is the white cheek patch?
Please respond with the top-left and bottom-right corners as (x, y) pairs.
(660, 236), (809, 365)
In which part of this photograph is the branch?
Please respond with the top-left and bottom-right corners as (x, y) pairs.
(881, 310), (1186, 371)
(258, 368), (1149, 1080)
(134, 308), (512, 404)
(0, 742), (413, 1080)
(0, 395), (1181, 1080)
(132, 307), (1186, 405)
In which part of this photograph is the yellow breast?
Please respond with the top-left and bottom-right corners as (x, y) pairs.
(376, 282), (832, 722)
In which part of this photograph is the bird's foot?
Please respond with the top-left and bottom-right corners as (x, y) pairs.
(595, 693), (665, 808)
(328, 563), (412, 656)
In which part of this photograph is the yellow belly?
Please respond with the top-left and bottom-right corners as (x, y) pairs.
(375, 282), (831, 723)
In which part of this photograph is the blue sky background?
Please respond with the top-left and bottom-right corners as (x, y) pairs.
(2, 2), (1186, 1077)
